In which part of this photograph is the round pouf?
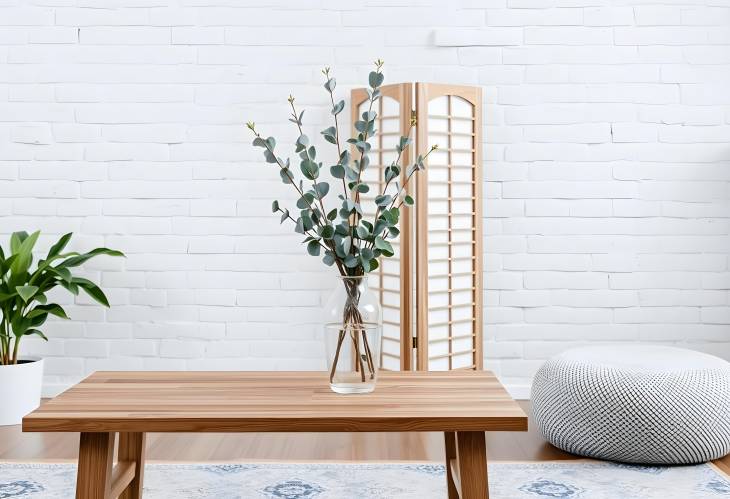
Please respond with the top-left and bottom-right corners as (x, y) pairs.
(531, 344), (730, 464)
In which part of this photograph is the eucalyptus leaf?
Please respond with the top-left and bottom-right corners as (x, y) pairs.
(300, 159), (319, 180)
(332, 100), (345, 115)
(264, 150), (277, 164)
(330, 164), (345, 179)
(307, 240), (321, 257)
(324, 77), (336, 92)
(314, 182), (329, 199)
(374, 194), (392, 207)
(369, 71), (384, 88)
(322, 251), (335, 266)
(374, 236), (394, 256)
(271, 200), (279, 213)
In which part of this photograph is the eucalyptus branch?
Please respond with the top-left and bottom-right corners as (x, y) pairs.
(247, 60), (430, 279)
(369, 123), (414, 228)
(247, 123), (326, 232)
(287, 96), (329, 222)
(390, 144), (439, 211)
(276, 207), (329, 252)
(321, 67), (350, 203)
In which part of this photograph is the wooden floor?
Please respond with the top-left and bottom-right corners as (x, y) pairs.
(2, 401), (729, 476)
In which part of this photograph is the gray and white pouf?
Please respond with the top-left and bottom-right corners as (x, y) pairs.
(531, 344), (730, 464)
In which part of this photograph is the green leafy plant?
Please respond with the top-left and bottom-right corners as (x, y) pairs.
(247, 61), (436, 383)
(0, 231), (123, 365)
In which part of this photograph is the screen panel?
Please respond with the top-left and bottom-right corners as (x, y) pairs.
(416, 83), (483, 371)
(350, 83), (413, 371)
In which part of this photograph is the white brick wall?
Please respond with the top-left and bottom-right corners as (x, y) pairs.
(2, 1), (728, 398)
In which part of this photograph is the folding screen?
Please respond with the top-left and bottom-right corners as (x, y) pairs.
(351, 83), (483, 371)
(351, 83), (414, 371)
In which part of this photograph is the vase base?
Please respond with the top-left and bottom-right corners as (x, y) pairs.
(329, 381), (376, 394)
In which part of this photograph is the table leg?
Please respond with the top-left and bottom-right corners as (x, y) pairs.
(76, 432), (115, 499)
(444, 432), (460, 499)
(118, 432), (146, 499)
(455, 431), (488, 499)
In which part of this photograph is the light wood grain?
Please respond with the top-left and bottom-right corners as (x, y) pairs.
(76, 432), (114, 499)
(415, 82), (484, 371)
(9, 401), (730, 475)
(23, 371), (527, 434)
(350, 83), (414, 372)
(444, 431), (459, 499)
(118, 432), (145, 499)
(456, 431), (488, 499)
(109, 460), (135, 499)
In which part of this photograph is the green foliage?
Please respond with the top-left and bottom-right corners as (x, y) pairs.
(0, 231), (123, 365)
(247, 60), (436, 278)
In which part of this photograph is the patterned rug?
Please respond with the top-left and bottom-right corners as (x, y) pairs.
(0, 461), (728, 498)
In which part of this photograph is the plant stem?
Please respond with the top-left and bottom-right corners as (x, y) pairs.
(329, 329), (346, 383)
(11, 336), (19, 365)
(351, 329), (366, 382)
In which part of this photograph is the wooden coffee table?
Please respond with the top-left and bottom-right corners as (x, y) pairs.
(23, 370), (527, 499)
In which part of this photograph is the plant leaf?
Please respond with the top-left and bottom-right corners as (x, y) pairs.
(71, 277), (110, 307)
(374, 194), (392, 207)
(322, 251), (335, 267)
(330, 164), (345, 179)
(28, 304), (68, 320)
(300, 159), (319, 180)
(46, 233), (73, 260)
(59, 248), (124, 268)
(319, 225), (335, 239)
(25, 329), (48, 341)
(332, 100), (345, 115)
(307, 240), (321, 256)
(16, 285), (38, 303)
(10, 230), (40, 276)
(369, 71), (384, 89)
(314, 182), (329, 199)
(279, 168), (293, 184)
(374, 236), (394, 256)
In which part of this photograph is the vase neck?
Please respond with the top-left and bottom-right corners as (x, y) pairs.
(339, 276), (368, 295)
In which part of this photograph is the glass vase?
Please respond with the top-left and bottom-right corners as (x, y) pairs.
(323, 276), (382, 394)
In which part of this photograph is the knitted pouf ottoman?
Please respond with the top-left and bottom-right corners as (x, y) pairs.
(531, 344), (730, 464)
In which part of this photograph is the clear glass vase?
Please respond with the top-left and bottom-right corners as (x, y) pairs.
(323, 276), (382, 394)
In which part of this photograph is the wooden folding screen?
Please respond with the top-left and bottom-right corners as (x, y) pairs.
(351, 83), (483, 372)
(351, 83), (413, 371)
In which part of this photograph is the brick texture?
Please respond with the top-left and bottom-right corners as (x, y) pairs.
(2, 1), (728, 398)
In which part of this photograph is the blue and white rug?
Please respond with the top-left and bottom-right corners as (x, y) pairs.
(0, 461), (728, 498)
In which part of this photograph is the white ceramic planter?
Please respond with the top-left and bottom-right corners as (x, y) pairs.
(0, 358), (44, 426)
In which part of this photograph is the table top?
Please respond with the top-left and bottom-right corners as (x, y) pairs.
(23, 371), (527, 433)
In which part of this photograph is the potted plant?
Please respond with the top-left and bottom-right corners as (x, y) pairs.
(0, 231), (123, 425)
(247, 61), (436, 393)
